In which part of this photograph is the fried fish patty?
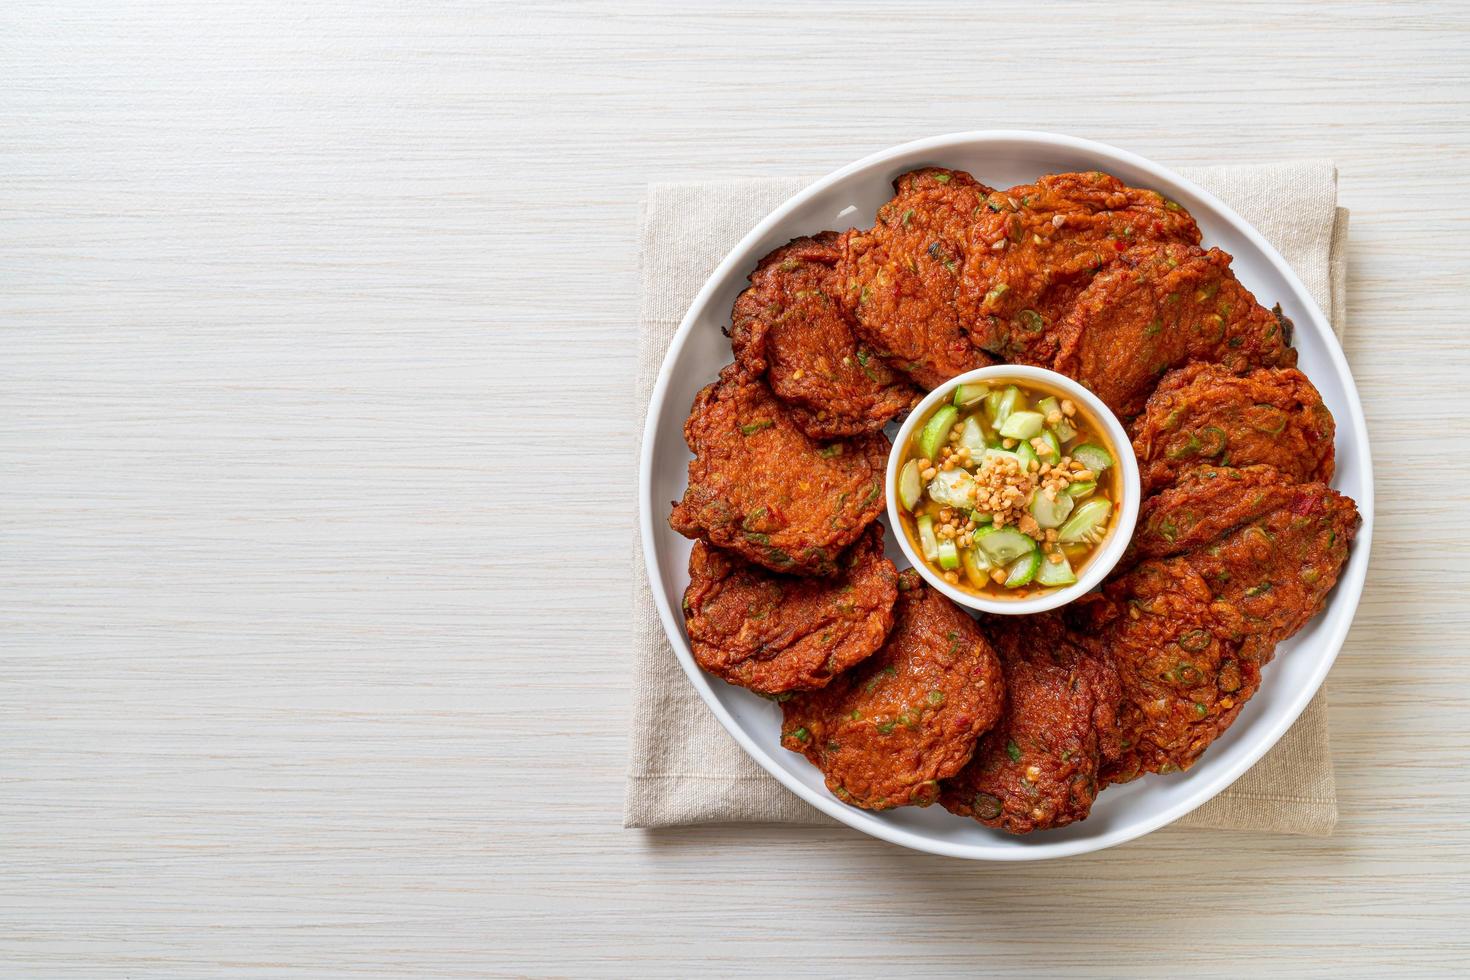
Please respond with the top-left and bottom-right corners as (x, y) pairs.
(682, 524), (898, 695)
(669, 365), (889, 576)
(940, 613), (1121, 834)
(1078, 559), (1257, 784)
(1084, 477), (1360, 783)
(1155, 477), (1361, 651)
(1131, 363), (1335, 494)
(959, 171), (1202, 364)
(730, 232), (918, 439)
(1130, 464), (1310, 563)
(1051, 243), (1298, 418)
(780, 571), (1003, 809)
(840, 168), (996, 389)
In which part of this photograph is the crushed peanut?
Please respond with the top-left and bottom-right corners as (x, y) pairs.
(968, 450), (1039, 533)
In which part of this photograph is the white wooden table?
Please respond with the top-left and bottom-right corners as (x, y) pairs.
(4, 2), (1469, 975)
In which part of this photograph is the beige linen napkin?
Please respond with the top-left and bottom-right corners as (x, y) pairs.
(628, 161), (1349, 836)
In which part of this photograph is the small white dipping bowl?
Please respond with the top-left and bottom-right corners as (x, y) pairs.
(886, 365), (1140, 615)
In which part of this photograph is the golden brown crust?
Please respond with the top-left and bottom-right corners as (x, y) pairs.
(1131, 363), (1335, 493)
(1085, 560), (1258, 783)
(958, 171), (1202, 364)
(941, 614), (1121, 834)
(779, 571), (1004, 809)
(682, 524), (898, 695)
(730, 232), (918, 439)
(1090, 479), (1360, 783)
(1129, 464), (1301, 563)
(1051, 244), (1298, 418)
(669, 365), (889, 576)
(840, 168), (997, 389)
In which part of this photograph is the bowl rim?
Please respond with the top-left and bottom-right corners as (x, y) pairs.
(885, 364), (1141, 615)
(638, 130), (1374, 861)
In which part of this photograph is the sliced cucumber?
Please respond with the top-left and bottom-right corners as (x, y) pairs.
(983, 387), (1007, 422)
(936, 538), (960, 570)
(967, 508), (993, 527)
(1014, 440), (1038, 474)
(917, 405), (959, 461)
(1066, 480), (1097, 499)
(958, 415), (990, 458)
(989, 385), (1024, 427)
(1029, 488), (1075, 529)
(1057, 498), (1112, 544)
(952, 382), (991, 408)
(926, 467), (976, 509)
(959, 546), (992, 589)
(897, 459), (923, 511)
(916, 515), (940, 561)
(1003, 549), (1042, 588)
(998, 410), (1044, 440)
(1037, 428), (1061, 465)
(1072, 443), (1114, 473)
(1037, 396), (1077, 442)
(1036, 552), (1077, 587)
(975, 526), (1036, 565)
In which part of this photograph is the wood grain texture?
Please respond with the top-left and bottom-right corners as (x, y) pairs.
(1, 1), (1468, 975)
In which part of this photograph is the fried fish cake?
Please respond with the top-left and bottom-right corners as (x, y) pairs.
(1131, 363), (1335, 493)
(1051, 244), (1298, 418)
(669, 366), (889, 576)
(1081, 559), (1258, 783)
(1088, 479), (1360, 783)
(730, 232), (918, 439)
(1130, 464), (1309, 562)
(780, 571), (1003, 810)
(940, 614), (1121, 834)
(959, 171), (1202, 364)
(682, 524), (898, 696)
(1160, 478), (1361, 651)
(840, 168), (996, 389)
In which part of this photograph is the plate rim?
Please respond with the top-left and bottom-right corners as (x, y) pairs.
(637, 130), (1374, 860)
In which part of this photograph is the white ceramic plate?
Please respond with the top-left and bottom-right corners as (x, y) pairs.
(639, 132), (1373, 860)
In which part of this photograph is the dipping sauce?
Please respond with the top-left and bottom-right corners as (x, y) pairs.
(894, 379), (1122, 598)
